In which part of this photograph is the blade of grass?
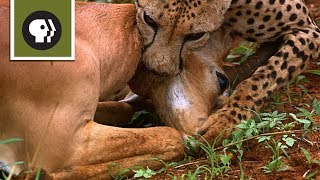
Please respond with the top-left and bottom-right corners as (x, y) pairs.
(0, 138), (23, 145)
(307, 70), (320, 76)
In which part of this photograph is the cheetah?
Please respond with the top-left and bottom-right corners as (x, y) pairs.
(133, 0), (320, 143)
(1, 1), (234, 177)
(199, 0), (320, 143)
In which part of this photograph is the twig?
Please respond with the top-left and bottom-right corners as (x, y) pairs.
(303, 170), (310, 178)
(214, 130), (304, 151)
(228, 170), (241, 174)
(174, 160), (206, 169)
(296, 137), (314, 146)
(7, 165), (16, 180)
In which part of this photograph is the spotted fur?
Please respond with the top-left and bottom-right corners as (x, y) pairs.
(200, 0), (320, 142)
(135, 0), (231, 75)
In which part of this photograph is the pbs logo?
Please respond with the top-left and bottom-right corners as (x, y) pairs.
(22, 11), (62, 50)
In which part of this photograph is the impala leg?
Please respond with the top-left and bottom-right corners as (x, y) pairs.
(52, 121), (184, 179)
(94, 102), (137, 126)
(94, 99), (155, 127)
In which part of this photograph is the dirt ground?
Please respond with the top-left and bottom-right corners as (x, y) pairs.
(151, 0), (320, 179)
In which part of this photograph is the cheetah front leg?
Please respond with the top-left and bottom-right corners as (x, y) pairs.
(199, 29), (320, 144)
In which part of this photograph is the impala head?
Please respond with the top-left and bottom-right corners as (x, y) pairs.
(135, 0), (231, 76)
(129, 29), (232, 136)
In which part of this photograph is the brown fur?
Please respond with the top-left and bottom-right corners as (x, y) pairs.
(0, 2), (184, 178)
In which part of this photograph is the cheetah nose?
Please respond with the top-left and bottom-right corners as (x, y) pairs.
(182, 134), (201, 156)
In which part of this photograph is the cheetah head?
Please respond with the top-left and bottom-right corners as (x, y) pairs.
(129, 29), (232, 137)
(135, 0), (232, 76)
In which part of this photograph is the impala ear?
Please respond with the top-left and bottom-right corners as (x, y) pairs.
(134, 0), (140, 8)
(225, 0), (232, 9)
(191, 0), (231, 32)
(207, 0), (232, 11)
(208, 0), (232, 11)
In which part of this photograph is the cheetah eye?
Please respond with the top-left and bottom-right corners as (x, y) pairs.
(185, 32), (206, 41)
(216, 72), (229, 94)
(143, 11), (158, 31)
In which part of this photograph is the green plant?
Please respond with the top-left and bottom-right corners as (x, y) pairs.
(261, 140), (289, 173)
(258, 111), (287, 132)
(226, 41), (257, 64)
(133, 167), (157, 179)
(185, 136), (233, 179)
(290, 107), (315, 130)
(301, 148), (320, 165)
(261, 157), (288, 174)
(219, 104), (320, 176)
(113, 159), (170, 180)
(300, 130), (320, 180)
(281, 134), (296, 147)
(180, 166), (207, 180)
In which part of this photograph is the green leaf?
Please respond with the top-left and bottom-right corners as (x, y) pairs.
(233, 149), (243, 161)
(131, 110), (150, 122)
(296, 107), (314, 121)
(283, 137), (295, 147)
(0, 138), (24, 145)
(237, 123), (248, 129)
(35, 167), (42, 180)
(1, 171), (8, 179)
(298, 85), (309, 93)
(133, 168), (156, 178)
(313, 160), (320, 164)
(307, 70), (320, 76)
(144, 168), (156, 178)
(257, 136), (271, 143)
(297, 75), (306, 82)
(301, 148), (311, 164)
(226, 54), (240, 60)
(257, 121), (269, 128)
(220, 153), (232, 166)
(133, 170), (144, 178)
(117, 168), (130, 177)
(313, 99), (320, 116)
(270, 121), (276, 128)
(289, 113), (311, 124)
